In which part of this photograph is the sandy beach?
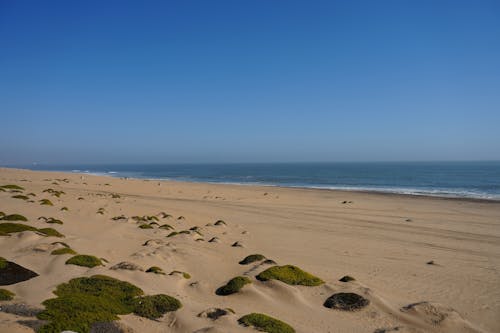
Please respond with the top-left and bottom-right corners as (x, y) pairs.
(1, 167), (499, 333)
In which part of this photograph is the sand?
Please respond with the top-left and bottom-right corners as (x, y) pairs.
(0, 167), (499, 333)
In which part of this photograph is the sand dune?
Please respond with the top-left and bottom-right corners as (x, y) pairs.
(1, 167), (499, 333)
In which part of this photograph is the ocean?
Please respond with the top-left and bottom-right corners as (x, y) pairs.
(25, 161), (500, 200)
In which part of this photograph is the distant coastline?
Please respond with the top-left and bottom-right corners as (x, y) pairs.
(4, 161), (500, 201)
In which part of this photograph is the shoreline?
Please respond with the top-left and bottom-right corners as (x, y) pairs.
(3, 166), (500, 204)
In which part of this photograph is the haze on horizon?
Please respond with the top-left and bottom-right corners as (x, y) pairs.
(1, 1), (499, 165)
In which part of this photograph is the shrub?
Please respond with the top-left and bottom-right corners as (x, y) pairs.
(166, 231), (178, 238)
(37, 275), (142, 333)
(238, 313), (295, 333)
(133, 294), (181, 319)
(339, 275), (355, 282)
(39, 199), (54, 206)
(159, 224), (173, 230)
(169, 271), (191, 279)
(256, 265), (323, 286)
(111, 215), (127, 221)
(12, 195), (29, 200)
(46, 218), (63, 224)
(0, 288), (15, 301)
(66, 255), (103, 268)
(0, 257), (7, 269)
(1, 184), (25, 190)
(323, 292), (370, 311)
(51, 241), (70, 248)
(0, 214), (28, 221)
(38, 228), (64, 237)
(214, 220), (226, 226)
(0, 223), (38, 234)
(51, 248), (77, 255)
(146, 266), (165, 275)
(138, 224), (153, 229)
(216, 276), (251, 296)
(239, 254), (266, 265)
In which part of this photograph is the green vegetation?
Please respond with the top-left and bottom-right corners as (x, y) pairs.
(42, 188), (65, 197)
(96, 208), (105, 215)
(167, 231), (178, 238)
(159, 224), (173, 230)
(0, 257), (7, 269)
(179, 230), (190, 235)
(51, 248), (77, 255)
(51, 241), (70, 248)
(216, 276), (252, 296)
(256, 265), (324, 286)
(111, 215), (127, 221)
(146, 266), (165, 275)
(239, 254), (266, 265)
(0, 223), (64, 237)
(39, 199), (54, 206)
(0, 214), (28, 221)
(339, 275), (355, 282)
(111, 193), (121, 198)
(238, 313), (295, 333)
(323, 292), (370, 311)
(138, 224), (153, 229)
(45, 217), (63, 224)
(132, 215), (159, 223)
(38, 228), (64, 237)
(27, 192), (36, 197)
(60, 207), (69, 211)
(169, 271), (191, 279)
(66, 255), (103, 268)
(0, 288), (15, 301)
(0, 222), (37, 235)
(149, 222), (159, 227)
(12, 194), (29, 200)
(214, 220), (226, 226)
(133, 294), (182, 319)
(36, 275), (180, 333)
(1, 184), (25, 190)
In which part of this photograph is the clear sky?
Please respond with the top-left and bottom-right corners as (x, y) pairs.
(1, 0), (499, 164)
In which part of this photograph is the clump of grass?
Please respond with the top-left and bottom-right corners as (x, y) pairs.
(159, 224), (173, 230)
(179, 230), (190, 235)
(45, 217), (63, 224)
(146, 266), (165, 275)
(66, 255), (103, 268)
(133, 294), (182, 319)
(1, 184), (25, 190)
(0, 222), (38, 235)
(177, 216), (185, 220)
(39, 199), (54, 206)
(0, 223), (64, 237)
(111, 193), (121, 198)
(239, 254), (266, 265)
(216, 276), (252, 296)
(167, 231), (178, 238)
(96, 208), (105, 215)
(339, 275), (356, 282)
(238, 313), (295, 333)
(51, 248), (77, 255)
(78, 197), (84, 200)
(36, 275), (180, 332)
(38, 228), (64, 237)
(149, 222), (159, 227)
(0, 214), (28, 221)
(42, 188), (65, 197)
(158, 212), (172, 218)
(214, 220), (226, 226)
(111, 215), (127, 221)
(323, 292), (370, 311)
(139, 224), (153, 229)
(60, 207), (69, 211)
(51, 241), (70, 248)
(0, 288), (15, 301)
(27, 192), (36, 197)
(169, 271), (191, 279)
(0, 257), (7, 269)
(132, 215), (159, 222)
(11, 194), (29, 200)
(256, 265), (324, 286)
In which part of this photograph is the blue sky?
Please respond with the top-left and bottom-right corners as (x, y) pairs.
(1, 0), (499, 164)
